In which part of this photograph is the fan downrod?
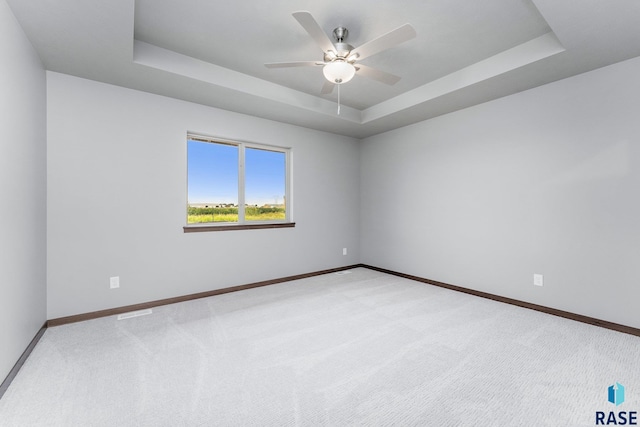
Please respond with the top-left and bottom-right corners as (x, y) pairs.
(332, 27), (348, 43)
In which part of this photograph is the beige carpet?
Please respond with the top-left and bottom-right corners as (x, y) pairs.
(1, 267), (639, 426)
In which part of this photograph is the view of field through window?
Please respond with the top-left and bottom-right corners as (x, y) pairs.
(187, 139), (286, 224)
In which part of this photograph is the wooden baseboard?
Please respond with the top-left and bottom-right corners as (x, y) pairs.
(4, 264), (637, 401)
(361, 264), (640, 337)
(47, 264), (362, 327)
(47, 263), (640, 336)
(0, 323), (47, 400)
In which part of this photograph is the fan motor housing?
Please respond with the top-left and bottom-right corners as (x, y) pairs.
(325, 42), (354, 62)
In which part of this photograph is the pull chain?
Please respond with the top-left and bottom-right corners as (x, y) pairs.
(337, 83), (341, 115)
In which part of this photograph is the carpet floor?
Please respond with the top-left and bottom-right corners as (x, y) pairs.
(1, 267), (639, 426)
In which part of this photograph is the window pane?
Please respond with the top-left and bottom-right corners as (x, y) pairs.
(245, 147), (286, 222)
(187, 140), (238, 223)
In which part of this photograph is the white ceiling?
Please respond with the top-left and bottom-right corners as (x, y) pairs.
(7, 0), (640, 138)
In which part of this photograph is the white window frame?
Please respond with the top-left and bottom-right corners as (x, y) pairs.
(186, 133), (293, 229)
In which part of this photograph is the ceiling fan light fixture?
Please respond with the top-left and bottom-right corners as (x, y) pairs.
(323, 60), (356, 84)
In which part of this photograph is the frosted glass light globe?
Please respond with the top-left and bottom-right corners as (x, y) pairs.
(323, 60), (356, 84)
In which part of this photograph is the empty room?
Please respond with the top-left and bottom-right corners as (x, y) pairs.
(1, 0), (640, 425)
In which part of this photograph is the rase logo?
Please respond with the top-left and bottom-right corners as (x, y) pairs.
(596, 383), (637, 425)
(610, 383), (626, 407)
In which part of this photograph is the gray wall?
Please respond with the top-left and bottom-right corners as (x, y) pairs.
(6, 1), (640, 358)
(46, 72), (360, 319)
(0, 0), (47, 381)
(361, 55), (640, 329)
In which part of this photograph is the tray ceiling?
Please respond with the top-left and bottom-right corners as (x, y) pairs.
(7, 0), (640, 138)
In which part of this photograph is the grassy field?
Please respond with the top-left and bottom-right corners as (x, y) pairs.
(187, 206), (285, 223)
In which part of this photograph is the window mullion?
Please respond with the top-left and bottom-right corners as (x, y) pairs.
(238, 144), (246, 224)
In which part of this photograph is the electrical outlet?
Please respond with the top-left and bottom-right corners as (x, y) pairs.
(343, 248), (347, 255)
(110, 276), (120, 289)
(533, 274), (543, 287)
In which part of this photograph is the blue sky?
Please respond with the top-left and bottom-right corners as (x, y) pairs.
(187, 140), (285, 206)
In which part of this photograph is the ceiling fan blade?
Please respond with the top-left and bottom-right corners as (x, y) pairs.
(349, 24), (416, 61)
(264, 61), (323, 68)
(292, 11), (336, 54)
(320, 80), (335, 94)
(355, 64), (401, 85)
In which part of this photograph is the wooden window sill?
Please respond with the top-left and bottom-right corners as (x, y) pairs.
(183, 222), (295, 233)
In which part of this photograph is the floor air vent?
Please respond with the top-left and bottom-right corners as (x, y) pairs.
(117, 309), (153, 320)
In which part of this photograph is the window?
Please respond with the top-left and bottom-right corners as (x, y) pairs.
(185, 134), (292, 231)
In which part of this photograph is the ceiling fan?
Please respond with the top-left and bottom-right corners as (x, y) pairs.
(265, 11), (416, 95)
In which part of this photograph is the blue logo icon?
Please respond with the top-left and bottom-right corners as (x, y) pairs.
(609, 383), (625, 406)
